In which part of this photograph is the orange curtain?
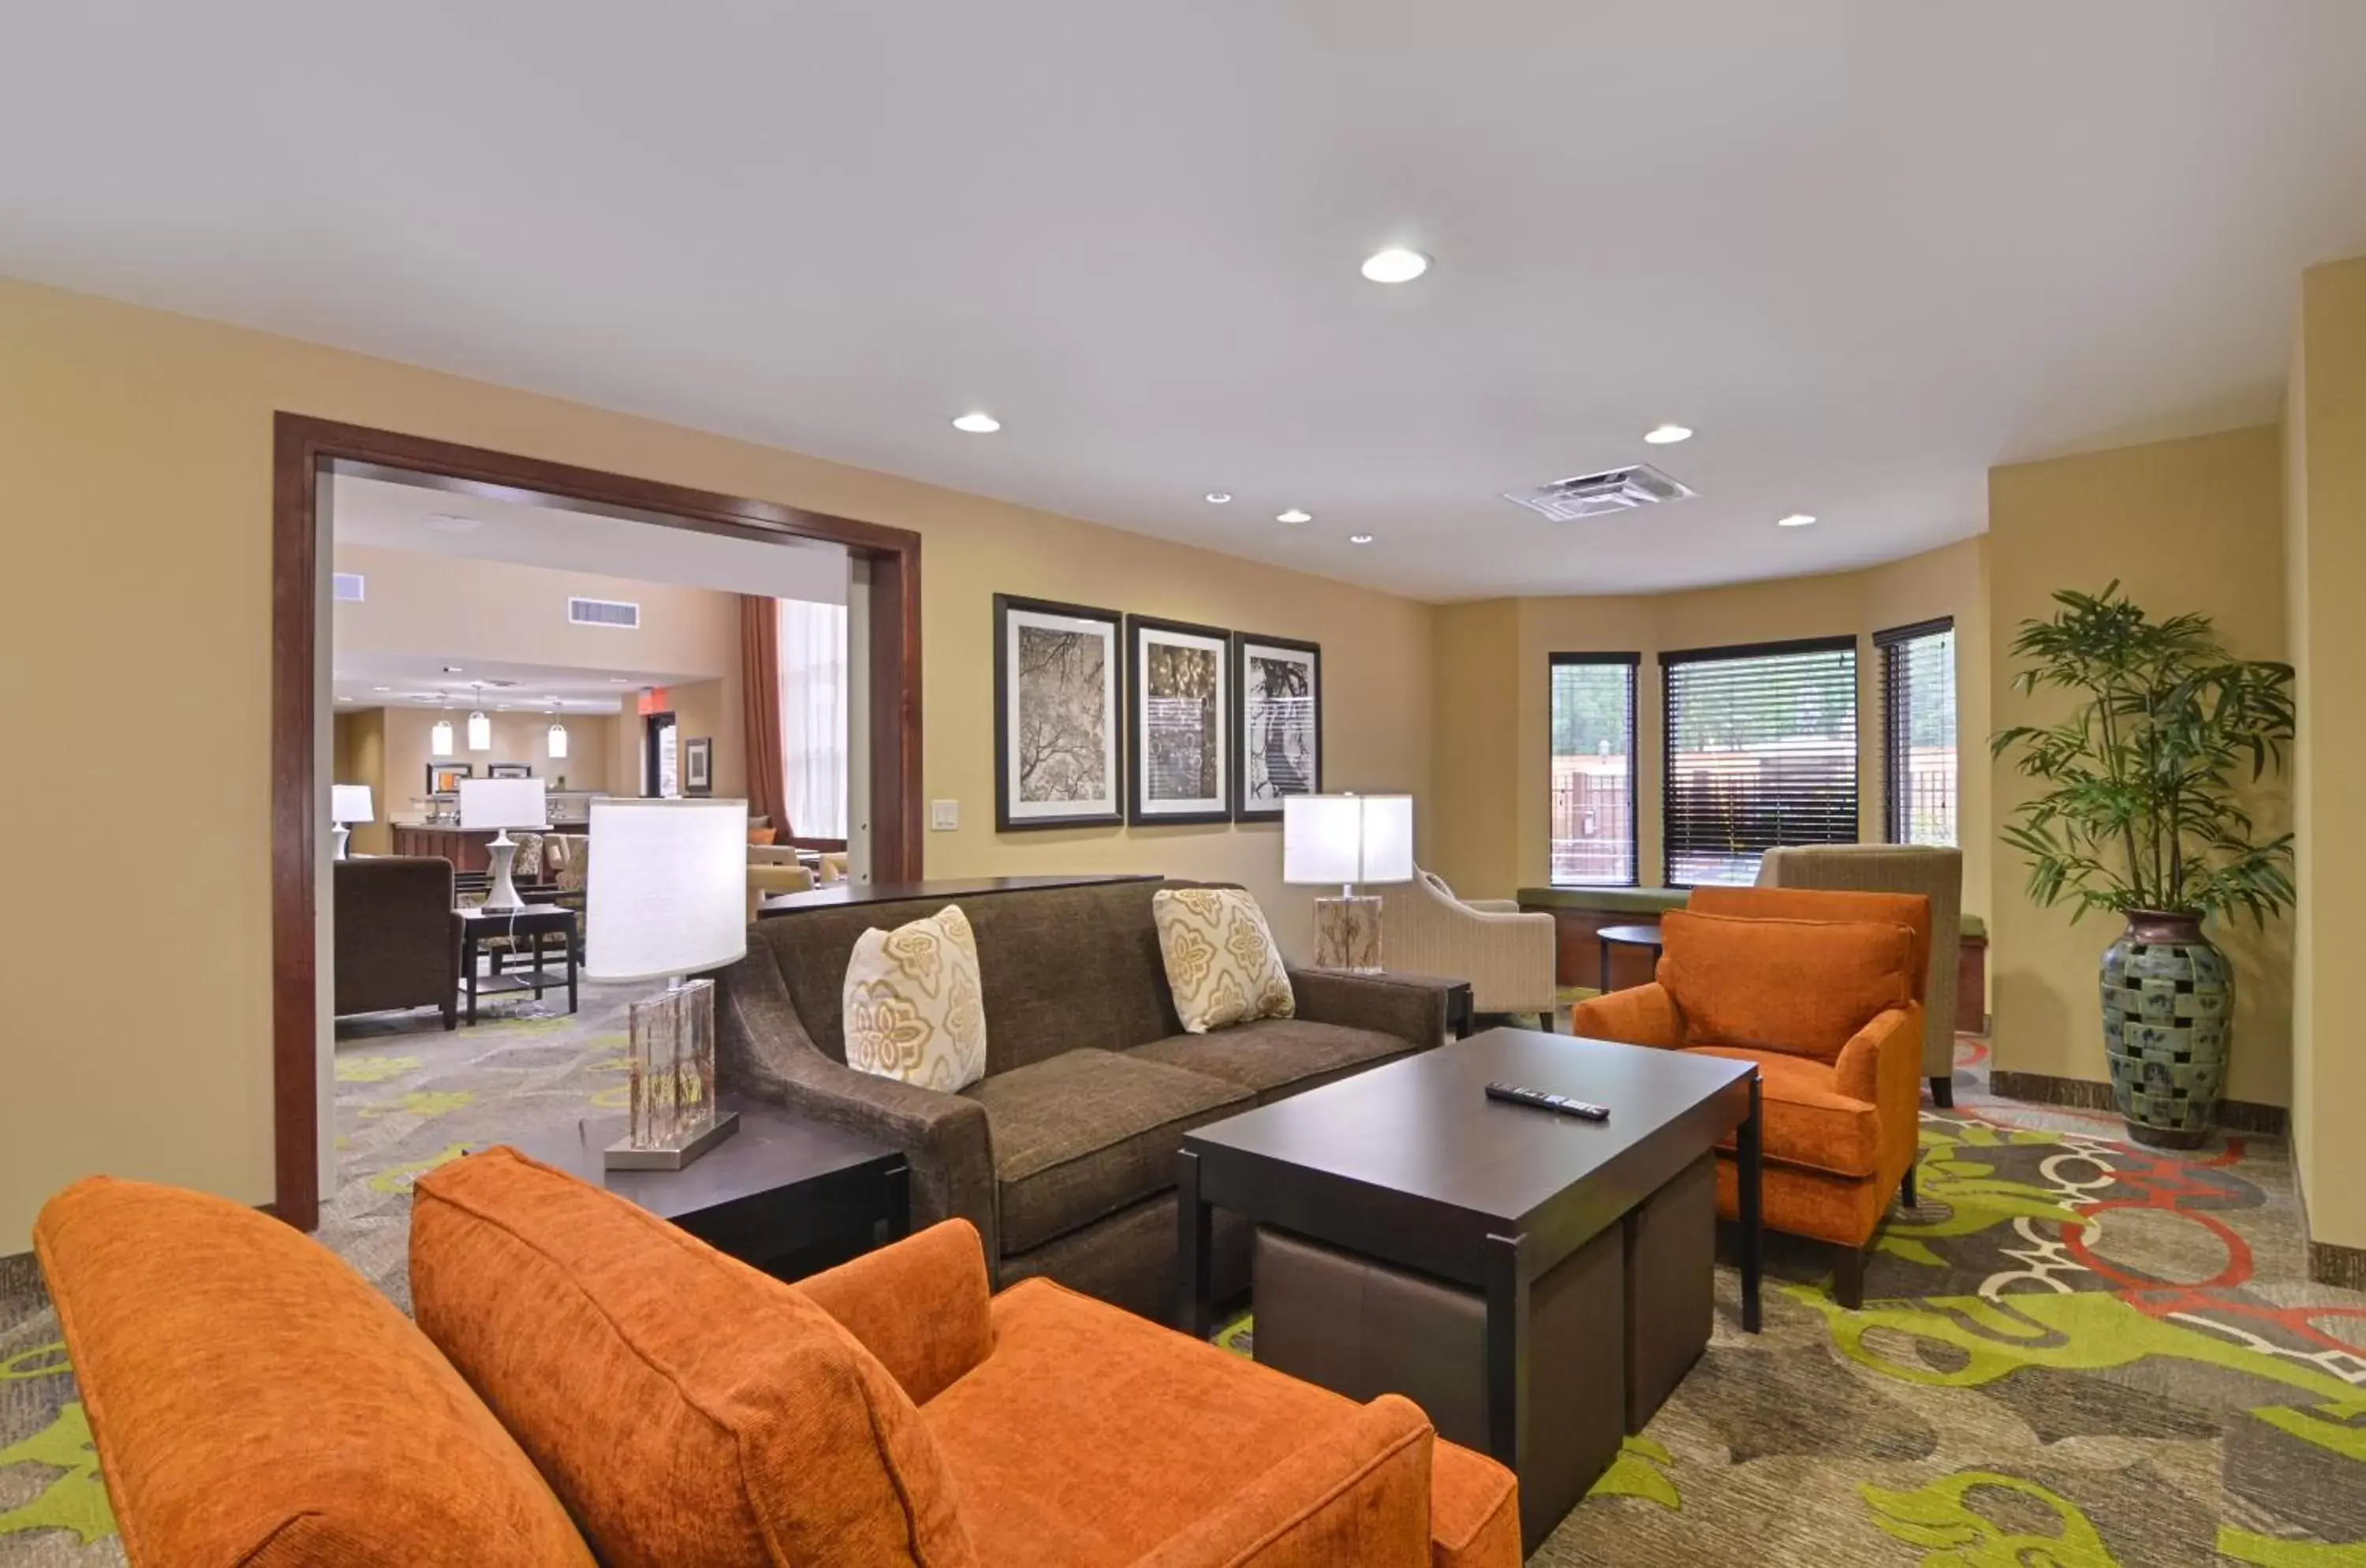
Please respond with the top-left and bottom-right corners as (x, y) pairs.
(741, 595), (790, 835)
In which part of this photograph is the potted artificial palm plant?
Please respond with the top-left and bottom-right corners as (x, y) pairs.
(1992, 584), (2294, 1147)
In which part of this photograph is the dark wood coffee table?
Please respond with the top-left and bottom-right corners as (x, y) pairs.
(506, 1096), (909, 1279)
(1177, 1028), (1760, 1549)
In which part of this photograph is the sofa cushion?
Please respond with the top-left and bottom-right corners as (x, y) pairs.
(410, 1148), (976, 1568)
(844, 904), (988, 1092)
(1153, 886), (1296, 1034)
(1681, 1045), (1881, 1178)
(963, 1048), (1250, 1254)
(924, 1276), (1517, 1568)
(1127, 1017), (1414, 1103)
(35, 1176), (595, 1568)
(1657, 909), (1913, 1062)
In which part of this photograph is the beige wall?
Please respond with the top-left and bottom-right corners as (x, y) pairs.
(375, 707), (621, 816)
(331, 707), (391, 854)
(1987, 427), (2293, 1109)
(666, 677), (746, 801)
(1430, 537), (1991, 931)
(2286, 256), (2366, 1249)
(0, 274), (1432, 1243)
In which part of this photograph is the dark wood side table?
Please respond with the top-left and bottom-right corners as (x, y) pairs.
(453, 905), (577, 1024)
(1595, 922), (1664, 995)
(506, 1097), (909, 1280)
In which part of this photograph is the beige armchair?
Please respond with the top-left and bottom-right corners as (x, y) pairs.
(1756, 844), (1962, 1107)
(1375, 868), (1558, 1017)
(747, 862), (815, 920)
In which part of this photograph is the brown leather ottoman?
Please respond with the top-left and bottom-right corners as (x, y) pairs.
(1624, 1151), (1716, 1432)
(1252, 1222), (1625, 1547)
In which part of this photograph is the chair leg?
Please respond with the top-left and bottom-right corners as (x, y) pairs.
(1833, 1243), (1866, 1310)
(1901, 1161), (1917, 1210)
(1929, 1075), (1954, 1110)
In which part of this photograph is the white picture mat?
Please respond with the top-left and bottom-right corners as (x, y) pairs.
(1134, 623), (1229, 816)
(1005, 607), (1121, 820)
(1239, 640), (1319, 804)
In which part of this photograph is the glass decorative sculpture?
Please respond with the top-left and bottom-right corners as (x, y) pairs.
(609, 978), (737, 1169)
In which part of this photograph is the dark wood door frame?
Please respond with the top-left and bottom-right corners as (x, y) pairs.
(274, 412), (923, 1231)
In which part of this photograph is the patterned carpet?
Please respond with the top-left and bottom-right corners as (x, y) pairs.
(3, 1025), (2362, 1565)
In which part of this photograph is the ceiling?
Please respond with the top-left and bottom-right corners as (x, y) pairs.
(330, 655), (703, 715)
(8, 3), (2365, 599)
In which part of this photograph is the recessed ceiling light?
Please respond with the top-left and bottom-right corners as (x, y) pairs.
(609, 677), (629, 685)
(1277, 508), (1313, 524)
(1204, 491), (1233, 505)
(951, 412), (1001, 434)
(335, 695), (352, 703)
(442, 665), (463, 674)
(1777, 513), (1817, 528)
(1349, 534), (1375, 545)
(1643, 424), (1693, 445)
(1360, 248), (1430, 284)
(371, 685), (391, 693)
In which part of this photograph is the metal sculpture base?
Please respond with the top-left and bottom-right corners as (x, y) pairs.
(606, 1109), (739, 1170)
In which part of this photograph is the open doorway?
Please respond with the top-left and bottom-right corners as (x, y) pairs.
(276, 414), (920, 1232)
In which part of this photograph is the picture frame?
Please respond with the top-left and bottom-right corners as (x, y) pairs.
(424, 762), (473, 794)
(1232, 632), (1322, 819)
(1126, 614), (1233, 826)
(487, 762), (533, 779)
(995, 594), (1125, 832)
(683, 737), (713, 796)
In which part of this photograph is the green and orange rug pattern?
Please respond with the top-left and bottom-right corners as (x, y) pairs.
(3, 1030), (2362, 1566)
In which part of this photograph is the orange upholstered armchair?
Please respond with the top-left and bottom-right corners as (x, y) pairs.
(1566, 886), (1928, 1308)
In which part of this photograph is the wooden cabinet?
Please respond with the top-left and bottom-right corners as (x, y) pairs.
(390, 824), (494, 872)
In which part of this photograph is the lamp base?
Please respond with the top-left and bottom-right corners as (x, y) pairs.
(481, 831), (524, 911)
(1314, 894), (1384, 973)
(331, 824), (351, 861)
(606, 978), (728, 1169)
(606, 1109), (739, 1170)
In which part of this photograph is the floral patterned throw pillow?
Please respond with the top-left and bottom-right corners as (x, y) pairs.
(842, 905), (987, 1091)
(1153, 887), (1296, 1035)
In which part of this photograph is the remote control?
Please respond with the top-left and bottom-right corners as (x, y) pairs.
(1485, 1081), (1610, 1121)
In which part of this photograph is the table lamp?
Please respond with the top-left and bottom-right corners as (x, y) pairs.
(458, 778), (549, 912)
(1282, 793), (1415, 972)
(330, 783), (374, 861)
(584, 797), (748, 1170)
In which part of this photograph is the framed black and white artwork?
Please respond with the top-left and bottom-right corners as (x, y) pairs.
(1232, 632), (1321, 819)
(682, 737), (713, 796)
(995, 595), (1125, 831)
(1126, 614), (1232, 826)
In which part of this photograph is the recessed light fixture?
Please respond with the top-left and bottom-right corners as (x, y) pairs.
(1777, 513), (1817, 528)
(335, 695), (352, 702)
(1277, 508), (1313, 524)
(951, 412), (1001, 434)
(608, 677), (629, 685)
(1643, 424), (1693, 445)
(1204, 491), (1233, 505)
(1349, 534), (1375, 545)
(442, 665), (463, 674)
(371, 685), (391, 693)
(1360, 248), (1430, 284)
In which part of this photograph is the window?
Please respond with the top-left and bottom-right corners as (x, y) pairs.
(644, 711), (679, 798)
(1548, 654), (1638, 886)
(1661, 636), (1858, 886)
(1878, 617), (1957, 846)
(778, 597), (850, 839)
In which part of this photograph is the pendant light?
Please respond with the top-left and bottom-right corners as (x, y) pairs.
(465, 684), (492, 752)
(547, 701), (569, 760)
(429, 698), (454, 759)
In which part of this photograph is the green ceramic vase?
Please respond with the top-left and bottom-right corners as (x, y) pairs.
(2100, 909), (2231, 1148)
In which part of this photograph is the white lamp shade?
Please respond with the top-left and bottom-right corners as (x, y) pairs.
(430, 717), (454, 757)
(458, 777), (548, 831)
(1282, 793), (1415, 886)
(584, 798), (749, 981)
(466, 710), (493, 752)
(330, 784), (375, 824)
(547, 721), (569, 760)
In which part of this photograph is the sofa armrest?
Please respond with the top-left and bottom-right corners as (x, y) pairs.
(1289, 969), (1449, 1050)
(1129, 1394), (1438, 1568)
(1833, 1001), (1924, 1189)
(1566, 982), (1684, 1048)
(715, 951), (1000, 1260)
(797, 1219), (994, 1406)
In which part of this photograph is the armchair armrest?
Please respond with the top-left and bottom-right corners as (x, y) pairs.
(1289, 969), (1449, 1050)
(1833, 1001), (1924, 1189)
(1130, 1394), (1436, 1568)
(1461, 897), (1522, 915)
(1566, 982), (1684, 1048)
(797, 1219), (993, 1406)
(716, 951), (1000, 1260)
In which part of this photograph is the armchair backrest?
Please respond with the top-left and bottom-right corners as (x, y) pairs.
(1753, 844), (1961, 1070)
(1659, 890), (1925, 1061)
(1686, 885), (1931, 1006)
(334, 855), (457, 1016)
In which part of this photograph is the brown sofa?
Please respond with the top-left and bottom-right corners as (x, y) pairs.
(718, 879), (1454, 1318)
(333, 856), (457, 1029)
(36, 1164), (1520, 1566)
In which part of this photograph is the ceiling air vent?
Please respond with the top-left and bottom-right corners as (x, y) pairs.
(1502, 463), (1695, 521)
(331, 572), (365, 602)
(568, 596), (640, 629)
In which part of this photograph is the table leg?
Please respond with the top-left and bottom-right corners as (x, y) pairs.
(465, 932), (480, 1025)
(1738, 1072), (1763, 1333)
(565, 927), (578, 1014)
(531, 932), (547, 999)
(1174, 1148), (1212, 1339)
(1598, 935), (1611, 995)
(1483, 1231), (1529, 1473)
